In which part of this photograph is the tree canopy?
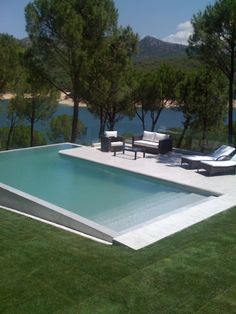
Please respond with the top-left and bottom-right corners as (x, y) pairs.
(188, 0), (236, 143)
(48, 114), (86, 143)
(0, 34), (24, 95)
(133, 64), (183, 131)
(85, 26), (138, 135)
(25, 0), (119, 142)
(175, 67), (228, 150)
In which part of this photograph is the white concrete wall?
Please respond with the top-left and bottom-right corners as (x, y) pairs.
(0, 184), (116, 243)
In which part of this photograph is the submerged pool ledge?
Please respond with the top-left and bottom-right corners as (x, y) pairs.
(59, 147), (222, 197)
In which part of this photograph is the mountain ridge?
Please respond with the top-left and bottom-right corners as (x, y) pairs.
(136, 35), (187, 60)
(19, 35), (188, 60)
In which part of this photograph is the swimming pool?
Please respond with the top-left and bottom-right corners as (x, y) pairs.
(0, 143), (214, 242)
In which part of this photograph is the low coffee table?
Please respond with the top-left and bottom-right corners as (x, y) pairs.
(122, 146), (146, 160)
(112, 145), (125, 156)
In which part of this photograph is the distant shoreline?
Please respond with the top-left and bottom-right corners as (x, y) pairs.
(1, 92), (87, 107)
(2, 92), (236, 108)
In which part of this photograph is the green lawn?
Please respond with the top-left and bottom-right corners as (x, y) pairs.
(1, 208), (236, 314)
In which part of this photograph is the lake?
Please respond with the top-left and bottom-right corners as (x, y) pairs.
(1, 100), (235, 143)
(56, 104), (185, 142)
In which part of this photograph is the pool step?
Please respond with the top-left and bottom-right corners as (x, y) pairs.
(107, 195), (212, 232)
(109, 194), (207, 232)
(125, 196), (217, 232)
(92, 191), (187, 223)
(93, 192), (210, 232)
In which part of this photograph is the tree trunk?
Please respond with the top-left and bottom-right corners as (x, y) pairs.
(140, 108), (146, 130)
(30, 119), (35, 147)
(201, 121), (208, 153)
(6, 126), (14, 150)
(142, 119), (145, 131)
(150, 111), (155, 132)
(99, 107), (107, 137)
(228, 47), (235, 144)
(71, 97), (79, 143)
(99, 122), (106, 138)
(6, 115), (15, 150)
(151, 119), (155, 132)
(135, 107), (146, 130)
(107, 120), (115, 131)
(111, 123), (115, 131)
(228, 77), (234, 144)
(30, 105), (35, 147)
(177, 116), (191, 148)
(150, 108), (163, 132)
(106, 107), (116, 131)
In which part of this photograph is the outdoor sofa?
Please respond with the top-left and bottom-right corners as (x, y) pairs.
(132, 130), (172, 154)
(181, 145), (235, 169)
(100, 131), (125, 152)
(197, 154), (236, 176)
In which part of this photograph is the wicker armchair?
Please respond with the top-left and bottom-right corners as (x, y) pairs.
(100, 131), (125, 152)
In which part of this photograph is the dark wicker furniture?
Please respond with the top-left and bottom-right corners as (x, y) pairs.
(112, 143), (126, 156)
(197, 160), (236, 176)
(181, 145), (235, 169)
(132, 134), (172, 154)
(122, 146), (146, 159)
(100, 136), (124, 152)
(181, 156), (203, 169)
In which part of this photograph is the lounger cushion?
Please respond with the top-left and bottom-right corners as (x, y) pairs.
(211, 145), (235, 158)
(200, 160), (236, 167)
(183, 155), (215, 162)
(111, 141), (123, 147)
(142, 131), (155, 142)
(134, 140), (159, 148)
(104, 131), (117, 138)
(182, 145), (235, 162)
(231, 154), (236, 161)
(153, 132), (169, 142)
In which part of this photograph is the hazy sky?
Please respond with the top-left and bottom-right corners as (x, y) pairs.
(0, 0), (215, 44)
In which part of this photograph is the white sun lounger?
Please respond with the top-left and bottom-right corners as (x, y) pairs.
(181, 145), (235, 169)
(197, 154), (236, 176)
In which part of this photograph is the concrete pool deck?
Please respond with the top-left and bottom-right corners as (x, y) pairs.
(60, 145), (236, 250)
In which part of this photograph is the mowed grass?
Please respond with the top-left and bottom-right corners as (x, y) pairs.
(1, 208), (236, 314)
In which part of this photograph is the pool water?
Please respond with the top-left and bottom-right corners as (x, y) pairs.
(0, 144), (211, 233)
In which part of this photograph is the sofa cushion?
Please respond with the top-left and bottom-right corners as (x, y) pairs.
(153, 132), (170, 143)
(134, 140), (159, 149)
(111, 141), (123, 147)
(142, 131), (155, 142)
(104, 131), (117, 138)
